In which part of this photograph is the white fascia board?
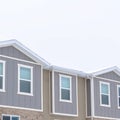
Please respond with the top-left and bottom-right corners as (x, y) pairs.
(92, 66), (120, 77)
(51, 65), (90, 78)
(0, 39), (50, 67)
(0, 39), (19, 47)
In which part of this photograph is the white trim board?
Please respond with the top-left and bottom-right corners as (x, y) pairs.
(94, 116), (120, 120)
(0, 39), (50, 66)
(0, 105), (43, 112)
(117, 85), (120, 109)
(86, 116), (120, 120)
(50, 112), (78, 117)
(93, 66), (120, 77)
(0, 60), (6, 92)
(52, 70), (55, 113)
(59, 74), (72, 103)
(99, 81), (111, 107)
(18, 64), (33, 96)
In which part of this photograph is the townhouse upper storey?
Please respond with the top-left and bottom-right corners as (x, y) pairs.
(86, 66), (120, 120)
(0, 39), (89, 120)
(1, 40), (120, 120)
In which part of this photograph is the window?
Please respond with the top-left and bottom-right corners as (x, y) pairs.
(2, 115), (20, 120)
(100, 81), (110, 107)
(60, 74), (72, 102)
(18, 64), (33, 95)
(117, 85), (120, 108)
(0, 60), (5, 92)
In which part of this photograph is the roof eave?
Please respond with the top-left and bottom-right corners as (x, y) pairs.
(0, 39), (50, 67)
(50, 65), (90, 79)
(92, 66), (120, 77)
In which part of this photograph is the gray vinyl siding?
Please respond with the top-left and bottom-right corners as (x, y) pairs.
(53, 71), (77, 115)
(0, 46), (35, 62)
(86, 79), (91, 116)
(98, 71), (120, 82)
(0, 56), (42, 110)
(94, 71), (120, 118)
(50, 72), (53, 113)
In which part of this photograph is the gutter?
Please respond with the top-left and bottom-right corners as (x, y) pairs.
(90, 75), (94, 120)
(48, 65), (90, 79)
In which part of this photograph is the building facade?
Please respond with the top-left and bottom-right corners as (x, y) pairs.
(88, 67), (120, 120)
(0, 40), (88, 120)
(0, 40), (120, 120)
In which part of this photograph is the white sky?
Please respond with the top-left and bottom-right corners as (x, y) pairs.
(0, 0), (120, 73)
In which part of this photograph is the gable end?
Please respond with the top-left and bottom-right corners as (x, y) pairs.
(0, 46), (36, 62)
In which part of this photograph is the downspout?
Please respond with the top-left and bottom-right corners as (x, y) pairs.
(90, 75), (94, 120)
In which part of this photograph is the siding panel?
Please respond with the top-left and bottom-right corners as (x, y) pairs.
(86, 79), (91, 116)
(0, 56), (42, 110)
(53, 72), (77, 115)
(0, 46), (35, 62)
(94, 76), (120, 118)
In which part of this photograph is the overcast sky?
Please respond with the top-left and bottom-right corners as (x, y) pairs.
(0, 0), (120, 73)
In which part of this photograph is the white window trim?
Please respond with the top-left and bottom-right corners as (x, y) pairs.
(117, 85), (120, 109)
(2, 114), (20, 120)
(18, 64), (33, 96)
(59, 74), (72, 103)
(100, 81), (111, 107)
(0, 60), (6, 92)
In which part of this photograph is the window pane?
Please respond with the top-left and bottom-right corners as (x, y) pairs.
(119, 97), (120, 107)
(3, 116), (10, 120)
(0, 76), (3, 89)
(0, 63), (3, 75)
(61, 77), (70, 88)
(101, 83), (108, 94)
(119, 98), (120, 107)
(102, 94), (109, 105)
(12, 117), (19, 120)
(20, 67), (31, 80)
(119, 87), (120, 96)
(61, 89), (70, 100)
(20, 80), (31, 93)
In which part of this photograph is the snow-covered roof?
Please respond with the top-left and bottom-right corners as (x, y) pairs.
(0, 39), (89, 78)
(51, 65), (90, 78)
(0, 39), (50, 66)
(92, 66), (120, 76)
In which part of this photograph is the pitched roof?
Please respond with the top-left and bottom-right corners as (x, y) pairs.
(0, 39), (50, 66)
(92, 66), (120, 76)
(51, 65), (90, 78)
(0, 39), (89, 78)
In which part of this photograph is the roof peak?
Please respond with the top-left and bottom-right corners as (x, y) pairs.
(0, 39), (93, 78)
(0, 39), (50, 66)
(93, 66), (120, 76)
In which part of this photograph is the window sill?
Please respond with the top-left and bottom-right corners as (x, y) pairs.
(59, 99), (72, 103)
(100, 104), (111, 107)
(0, 90), (6, 92)
(17, 92), (33, 96)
